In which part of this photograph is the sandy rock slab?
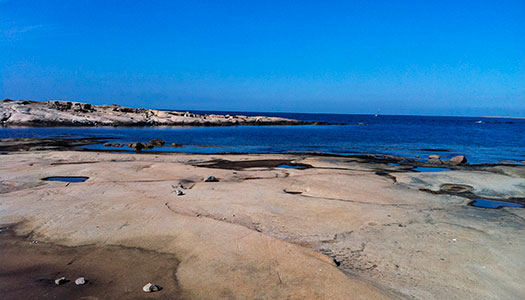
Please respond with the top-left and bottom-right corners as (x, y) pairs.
(0, 151), (394, 300)
(1, 150), (524, 299)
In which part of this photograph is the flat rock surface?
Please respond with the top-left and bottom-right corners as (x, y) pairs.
(1, 151), (524, 299)
(0, 100), (319, 126)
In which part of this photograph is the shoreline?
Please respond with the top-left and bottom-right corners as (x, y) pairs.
(1, 148), (524, 299)
(2, 137), (524, 167)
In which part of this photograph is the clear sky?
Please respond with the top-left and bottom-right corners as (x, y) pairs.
(1, 0), (524, 116)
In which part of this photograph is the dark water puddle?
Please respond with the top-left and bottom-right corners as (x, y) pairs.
(193, 159), (312, 170)
(42, 176), (89, 183)
(413, 167), (451, 172)
(420, 185), (525, 209)
(277, 164), (306, 169)
(469, 198), (524, 209)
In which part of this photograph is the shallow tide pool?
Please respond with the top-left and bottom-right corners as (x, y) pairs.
(469, 198), (524, 209)
(413, 167), (451, 172)
(42, 176), (89, 183)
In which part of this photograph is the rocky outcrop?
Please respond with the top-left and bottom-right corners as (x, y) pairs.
(449, 155), (468, 165)
(127, 142), (146, 151)
(428, 155), (442, 164)
(149, 139), (165, 146)
(0, 99), (328, 127)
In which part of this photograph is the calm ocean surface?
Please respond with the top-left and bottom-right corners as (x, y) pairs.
(1, 112), (524, 164)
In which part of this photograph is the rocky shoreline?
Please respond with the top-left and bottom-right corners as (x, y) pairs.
(0, 99), (335, 127)
(1, 146), (524, 299)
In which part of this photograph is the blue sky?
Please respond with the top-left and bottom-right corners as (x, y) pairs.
(1, 0), (524, 116)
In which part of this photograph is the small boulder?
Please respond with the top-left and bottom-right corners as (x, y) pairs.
(450, 155), (467, 165)
(142, 283), (162, 293)
(75, 277), (86, 285)
(104, 143), (112, 147)
(55, 277), (67, 285)
(175, 189), (185, 196)
(128, 142), (145, 151)
(428, 155), (442, 164)
(149, 139), (165, 146)
(171, 143), (183, 147)
(144, 144), (154, 149)
(204, 176), (219, 182)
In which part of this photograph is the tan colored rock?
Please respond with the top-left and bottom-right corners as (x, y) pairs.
(450, 155), (467, 165)
(1, 151), (524, 299)
(428, 155), (442, 164)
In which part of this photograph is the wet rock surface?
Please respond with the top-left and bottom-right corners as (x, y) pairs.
(194, 159), (313, 170)
(0, 138), (105, 151)
(0, 225), (182, 300)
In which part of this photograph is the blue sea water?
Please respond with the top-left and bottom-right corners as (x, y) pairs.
(1, 113), (524, 164)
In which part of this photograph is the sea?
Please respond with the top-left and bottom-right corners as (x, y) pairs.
(1, 112), (524, 164)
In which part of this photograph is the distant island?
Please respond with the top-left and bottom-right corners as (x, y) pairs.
(482, 116), (525, 119)
(0, 99), (330, 127)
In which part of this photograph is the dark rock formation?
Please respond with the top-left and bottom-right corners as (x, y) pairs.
(128, 142), (145, 151)
(204, 176), (219, 182)
(149, 139), (165, 146)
